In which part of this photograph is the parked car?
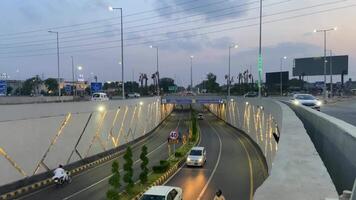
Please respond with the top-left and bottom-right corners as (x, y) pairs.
(244, 92), (258, 98)
(186, 146), (206, 167)
(141, 186), (182, 200)
(91, 92), (109, 101)
(291, 94), (322, 111)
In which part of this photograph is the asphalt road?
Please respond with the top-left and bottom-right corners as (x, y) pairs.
(17, 110), (189, 200)
(165, 112), (268, 200)
(322, 99), (356, 126)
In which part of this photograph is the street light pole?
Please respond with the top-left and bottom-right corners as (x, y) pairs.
(71, 56), (75, 97)
(48, 31), (61, 101)
(150, 45), (160, 96)
(280, 56), (287, 96)
(228, 44), (238, 98)
(258, 0), (263, 98)
(190, 57), (193, 90)
(329, 50), (333, 98)
(314, 27), (337, 99)
(109, 6), (125, 99)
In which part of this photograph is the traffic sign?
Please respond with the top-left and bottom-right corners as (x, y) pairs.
(64, 85), (72, 94)
(169, 131), (178, 140)
(90, 82), (102, 93)
(0, 80), (7, 96)
(168, 86), (177, 91)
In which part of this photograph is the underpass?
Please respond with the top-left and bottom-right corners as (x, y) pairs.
(165, 112), (267, 200)
(1, 95), (353, 199)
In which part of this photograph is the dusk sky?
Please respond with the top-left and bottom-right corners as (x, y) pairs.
(0, 0), (355, 87)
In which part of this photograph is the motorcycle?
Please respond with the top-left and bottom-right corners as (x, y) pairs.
(52, 172), (71, 187)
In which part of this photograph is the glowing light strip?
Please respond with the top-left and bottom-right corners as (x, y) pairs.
(124, 105), (137, 143)
(85, 111), (107, 157)
(115, 106), (129, 146)
(109, 107), (121, 147)
(33, 113), (72, 174)
(0, 147), (27, 177)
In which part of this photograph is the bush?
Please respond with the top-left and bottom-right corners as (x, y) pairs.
(174, 151), (184, 157)
(107, 160), (120, 200)
(139, 145), (149, 184)
(123, 146), (134, 193)
(152, 160), (170, 173)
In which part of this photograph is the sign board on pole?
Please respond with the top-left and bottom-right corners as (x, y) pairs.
(64, 85), (72, 95)
(0, 80), (7, 96)
(169, 131), (178, 140)
(168, 86), (177, 91)
(90, 82), (102, 93)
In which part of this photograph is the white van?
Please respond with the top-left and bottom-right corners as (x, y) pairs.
(91, 92), (109, 101)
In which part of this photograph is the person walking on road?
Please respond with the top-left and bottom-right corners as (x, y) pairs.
(214, 189), (225, 200)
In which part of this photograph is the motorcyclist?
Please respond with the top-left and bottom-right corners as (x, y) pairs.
(53, 164), (70, 182)
(213, 189), (225, 200)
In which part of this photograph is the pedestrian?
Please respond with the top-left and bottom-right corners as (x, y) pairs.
(213, 189), (225, 200)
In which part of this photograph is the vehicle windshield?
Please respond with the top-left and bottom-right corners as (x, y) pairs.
(189, 150), (202, 156)
(141, 195), (165, 200)
(92, 94), (100, 98)
(295, 95), (315, 100)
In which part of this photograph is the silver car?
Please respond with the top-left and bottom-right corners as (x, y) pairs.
(291, 94), (322, 111)
(186, 147), (206, 167)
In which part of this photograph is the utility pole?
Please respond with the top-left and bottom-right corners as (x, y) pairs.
(48, 31), (61, 101)
(280, 56), (287, 96)
(228, 44), (238, 98)
(71, 56), (75, 97)
(258, 0), (263, 98)
(190, 55), (194, 91)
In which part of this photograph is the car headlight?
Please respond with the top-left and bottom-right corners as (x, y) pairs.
(316, 101), (322, 106)
(187, 157), (191, 162)
(198, 158), (203, 162)
(293, 100), (300, 105)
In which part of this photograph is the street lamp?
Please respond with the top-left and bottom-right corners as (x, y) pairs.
(228, 44), (239, 97)
(313, 26), (337, 99)
(257, 0), (263, 98)
(109, 6), (125, 99)
(328, 49), (334, 98)
(150, 45), (160, 96)
(190, 55), (194, 91)
(280, 56), (287, 96)
(48, 30), (61, 100)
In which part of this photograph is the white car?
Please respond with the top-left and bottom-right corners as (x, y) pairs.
(141, 186), (182, 200)
(186, 146), (206, 167)
(291, 94), (322, 111)
(91, 92), (109, 101)
(197, 113), (204, 120)
(127, 92), (140, 98)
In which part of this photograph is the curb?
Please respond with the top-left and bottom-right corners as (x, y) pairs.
(0, 110), (173, 200)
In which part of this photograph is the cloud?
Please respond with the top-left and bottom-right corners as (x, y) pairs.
(154, 0), (250, 22)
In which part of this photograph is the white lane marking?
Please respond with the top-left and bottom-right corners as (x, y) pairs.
(62, 141), (168, 200)
(197, 122), (222, 200)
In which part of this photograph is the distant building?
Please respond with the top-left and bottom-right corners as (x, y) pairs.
(5, 80), (24, 95)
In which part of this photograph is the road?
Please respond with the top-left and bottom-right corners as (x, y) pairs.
(322, 98), (356, 126)
(17, 110), (188, 200)
(165, 112), (268, 200)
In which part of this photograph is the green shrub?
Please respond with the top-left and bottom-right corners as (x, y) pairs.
(174, 151), (184, 157)
(123, 146), (134, 193)
(139, 145), (149, 184)
(107, 160), (120, 200)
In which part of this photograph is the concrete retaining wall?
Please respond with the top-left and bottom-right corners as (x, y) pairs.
(0, 97), (173, 186)
(209, 97), (338, 200)
(288, 102), (356, 194)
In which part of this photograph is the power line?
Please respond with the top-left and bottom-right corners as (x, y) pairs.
(0, 0), (348, 55)
(0, 0), (287, 49)
(0, 2), (353, 59)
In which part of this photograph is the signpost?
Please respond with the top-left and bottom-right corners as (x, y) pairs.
(0, 80), (7, 96)
(169, 130), (179, 157)
(64, 85), (72, 95)
(90, 82), (102, 93)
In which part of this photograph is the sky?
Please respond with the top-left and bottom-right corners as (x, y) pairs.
(0, 0), (356, 87)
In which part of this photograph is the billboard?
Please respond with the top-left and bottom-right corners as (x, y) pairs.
(0, 80), (7, 96)
(266, 71), (289, 86)
(293, 55), (348, 76)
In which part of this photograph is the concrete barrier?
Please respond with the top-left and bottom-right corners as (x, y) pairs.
(0, 97), (173, 186)
(287, 102), (356, 194)
(209, 97), (338, 200)
(0, 96), (74, 104)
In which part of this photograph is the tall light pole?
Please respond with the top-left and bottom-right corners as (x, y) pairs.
(328, 50), (333, 98)
(228, 44), (239, 97)
(71, 56), (75, 97)
(150, 45), (160, 96)
(190, 55), (194, 91)
(109, 6), (125, 99)
(48, 30), (61, 100)
(313, 27), (337, 99)
(280, 56), (287, 96)
(257, 0), (263, 98)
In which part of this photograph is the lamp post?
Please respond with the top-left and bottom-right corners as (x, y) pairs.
(313, 27), (337, 99)
(228, 44), (239, 97)
(280, 56), (287, 96)
(150, 45), (160, 96)
(328, 50), (333, 98)
(257, 0), (263, 98)
(48, 30), (61, 100)
(190, 55), (194, 91)
(109, 6), (125, 99)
